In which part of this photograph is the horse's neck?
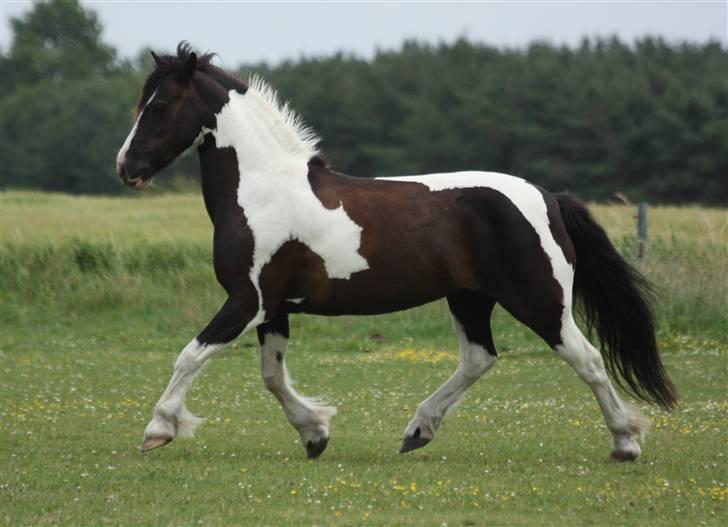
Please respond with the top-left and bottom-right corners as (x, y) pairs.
(199, 88), (318, 224)
(197, 138), (243, 224)
(212, 89), (317, 176)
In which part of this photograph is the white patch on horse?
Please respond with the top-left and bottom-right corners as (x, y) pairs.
(384, 171), (574, 325)
(286, 297), (305, 304)
(210, 79), (369, 331)
(179, 128), (209, 160)
(116, 90), (157, 170)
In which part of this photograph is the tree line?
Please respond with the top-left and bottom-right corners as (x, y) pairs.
(1, 0), (726, 203)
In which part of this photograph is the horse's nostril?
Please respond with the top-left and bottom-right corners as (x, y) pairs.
(118, 163), (128, 181)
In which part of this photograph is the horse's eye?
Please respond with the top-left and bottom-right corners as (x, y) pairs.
(150, 101), (167, 113)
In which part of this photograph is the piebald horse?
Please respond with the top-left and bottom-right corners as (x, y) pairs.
(117, 44), (676, 461)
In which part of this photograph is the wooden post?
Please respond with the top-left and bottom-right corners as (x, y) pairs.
(638, 202), (648, 258)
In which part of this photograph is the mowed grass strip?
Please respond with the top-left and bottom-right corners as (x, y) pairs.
(1, 191), (726, 526)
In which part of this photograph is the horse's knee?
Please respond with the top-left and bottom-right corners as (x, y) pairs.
(174, 353), (196, 372)
(461, 350), (496, 380)
(174, 339), (208, 371)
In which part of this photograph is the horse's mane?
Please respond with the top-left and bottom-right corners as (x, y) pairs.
(136, 41), (247, 114)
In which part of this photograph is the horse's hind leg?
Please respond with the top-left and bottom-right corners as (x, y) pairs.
(257, 314), (336, 459)
(500, 290), (648, 461)
(401, 290), (497, 453)
(556, 314), (649, 461)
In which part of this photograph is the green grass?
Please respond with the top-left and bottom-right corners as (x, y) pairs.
(1, 191), (726, 526)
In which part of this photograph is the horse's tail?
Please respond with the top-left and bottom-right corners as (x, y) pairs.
(555, 193), (677, 410)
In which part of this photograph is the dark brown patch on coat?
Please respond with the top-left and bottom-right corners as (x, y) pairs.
(540, 187), (577, 265)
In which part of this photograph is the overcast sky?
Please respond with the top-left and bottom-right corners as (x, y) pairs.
(1, 1), (726, 66)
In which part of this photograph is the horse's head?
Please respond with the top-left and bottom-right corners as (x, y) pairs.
(116, 43), (219, 189)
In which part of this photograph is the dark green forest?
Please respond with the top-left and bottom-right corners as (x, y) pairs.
(1, 0), (726, 203)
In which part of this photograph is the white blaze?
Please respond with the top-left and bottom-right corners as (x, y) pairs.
(116, 116), (140, 170)
(116, 91), (156, 170)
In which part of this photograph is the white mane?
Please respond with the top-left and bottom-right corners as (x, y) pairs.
(245, 75), (320, 158)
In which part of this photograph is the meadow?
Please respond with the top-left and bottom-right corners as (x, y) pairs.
(1, 190), (726, 526)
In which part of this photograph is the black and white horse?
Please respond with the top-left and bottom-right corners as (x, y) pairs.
(116, 44), (676, 461)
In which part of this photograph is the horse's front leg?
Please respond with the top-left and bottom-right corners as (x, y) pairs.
(141, 296), (259, 452)
(257, 314), (336, 459)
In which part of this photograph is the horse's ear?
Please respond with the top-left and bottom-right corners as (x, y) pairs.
(179, 52), (197, 83)
(150, 51), (161, 65)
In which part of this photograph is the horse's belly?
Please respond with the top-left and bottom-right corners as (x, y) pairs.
(285, 240), (469, 316)
(294, 272), (450, 316)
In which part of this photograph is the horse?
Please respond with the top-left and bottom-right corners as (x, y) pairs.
(116, 43), (676, 461)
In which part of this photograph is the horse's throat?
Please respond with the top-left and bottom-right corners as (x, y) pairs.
(198, 142), (242, 223)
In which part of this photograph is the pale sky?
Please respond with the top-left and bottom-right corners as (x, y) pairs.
(1, 1), (726, 66)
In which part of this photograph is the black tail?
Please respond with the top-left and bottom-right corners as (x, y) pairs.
(556, 193), (677, 410)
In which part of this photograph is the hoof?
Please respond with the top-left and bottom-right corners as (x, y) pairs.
(305, 438), (329, 459)
(141, 435), (173, 453)
(609, 450), (638, 462)
(399, 434), (431, 453)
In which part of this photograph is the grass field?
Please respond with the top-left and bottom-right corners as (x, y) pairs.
(1, 191), (726, 526)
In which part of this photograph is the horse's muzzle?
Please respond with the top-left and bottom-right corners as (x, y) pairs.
(118, 159), (151, 190)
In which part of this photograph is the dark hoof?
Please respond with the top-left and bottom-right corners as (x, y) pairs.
(609, 450), (638, 462)
(399, 435), (431, 453)
(141, 435), (173, 452)
(305, 438), (329, 459)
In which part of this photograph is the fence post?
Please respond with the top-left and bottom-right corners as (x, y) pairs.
(637, 202), (648, 258)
